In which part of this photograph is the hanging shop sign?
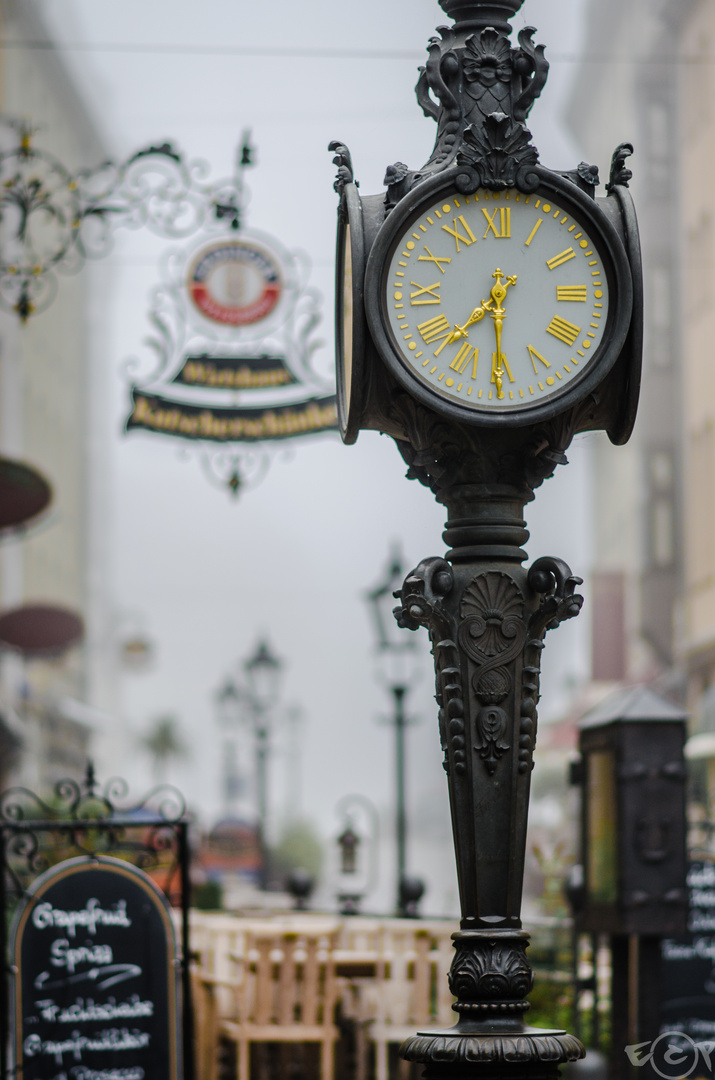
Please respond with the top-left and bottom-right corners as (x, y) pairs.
(125, 215), (337, 492)
(186, 238), (283, 327)
(127, 390), (338, 443)
(11, 856), (179, 1080)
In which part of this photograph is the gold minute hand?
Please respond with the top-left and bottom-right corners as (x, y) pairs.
(489, 269), (517, 399)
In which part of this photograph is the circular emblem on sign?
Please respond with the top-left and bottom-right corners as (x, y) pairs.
(187, 239), (283, 326)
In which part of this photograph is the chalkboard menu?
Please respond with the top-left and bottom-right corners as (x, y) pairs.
(11, 855), (179, 1080)
(661, 861), (715, 1039)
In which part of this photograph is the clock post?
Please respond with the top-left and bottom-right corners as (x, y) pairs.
(330, 2), (642, 1078)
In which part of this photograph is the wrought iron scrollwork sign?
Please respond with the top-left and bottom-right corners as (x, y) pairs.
(0, 762), (192, 1080)
(1, 118), (337, 495)
(0, 120), (244, 322)
(0, 761), (187, 903)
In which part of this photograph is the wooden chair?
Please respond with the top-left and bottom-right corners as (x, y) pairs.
(368, 923), (455, 1080)
(214, 927), (340, 1080)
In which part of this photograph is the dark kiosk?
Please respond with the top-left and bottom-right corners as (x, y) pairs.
(330, 2), (642, 1078)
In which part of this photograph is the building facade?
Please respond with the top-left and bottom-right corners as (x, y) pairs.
(0, 0), (115, 792)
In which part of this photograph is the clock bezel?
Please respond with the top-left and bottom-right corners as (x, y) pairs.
(335, 182), (368, 444)
(364, 166), (634, 429)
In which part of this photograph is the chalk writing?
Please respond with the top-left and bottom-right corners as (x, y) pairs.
(33, 900), (131, 938)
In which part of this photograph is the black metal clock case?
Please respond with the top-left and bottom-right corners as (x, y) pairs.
(331, 1), (642, 492)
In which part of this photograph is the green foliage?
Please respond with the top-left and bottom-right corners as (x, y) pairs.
(528, 976), (573, 1031)
(193, 879), (223, 910)
(140, 714), (187, 779)
(270, 820), (323, 882)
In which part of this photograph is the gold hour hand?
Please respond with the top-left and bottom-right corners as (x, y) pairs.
(445, 304), (487, 346)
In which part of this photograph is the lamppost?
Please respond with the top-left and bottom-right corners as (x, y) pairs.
(215, 677), (247, 816)
(366, 548), (424, 916)
(244, 639), (283, 891)
(330, 0), (642, 1075)
(215, 638), (284, 891)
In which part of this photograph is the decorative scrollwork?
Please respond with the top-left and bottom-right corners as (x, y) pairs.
(457, 112), (540, 192)
(459, 573), (526, 775)
(0, 763), (187, 910)
(607, 142), (634, 192)
(448, 933), (534, 1007)
(328, 140), (356, 196)
(393, 557), (469, 776)
(365, 14), (548, 204)
(0, 120), (255, 321)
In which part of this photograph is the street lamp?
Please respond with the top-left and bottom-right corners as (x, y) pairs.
(215, 638), (284, 891)
(366, 547), (424, 916)
(215, 677), (247, 816)
(243, 639), (283, 891)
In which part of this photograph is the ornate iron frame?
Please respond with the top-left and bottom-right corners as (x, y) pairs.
(0, 763), (193, 1080)
(0, 119), (252, 323)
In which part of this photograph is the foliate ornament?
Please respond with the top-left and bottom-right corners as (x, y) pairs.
(328, 141), (356, 198)
(459, 573), (525, 774)
(606, 142), (634, 192)
(448, 934), (534, 1008)
(456, 112), (540, 192)
(393, 558), (469, 777)
(400, 22), (548, 196)
(514, 557), (584, 775)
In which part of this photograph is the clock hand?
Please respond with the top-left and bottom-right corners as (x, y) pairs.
(444, 303), (489, 347)
(489, 269), (518, 399)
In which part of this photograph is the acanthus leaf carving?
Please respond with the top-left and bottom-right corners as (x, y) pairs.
(394, 558), (469, 777)
(457, 112), (540, 191)
(607, 141), (634, 192)
(328, 140), (356, 197)
(459, 572), (526, 776)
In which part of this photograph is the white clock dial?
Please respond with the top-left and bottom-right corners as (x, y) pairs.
(383, 187), (610, 413)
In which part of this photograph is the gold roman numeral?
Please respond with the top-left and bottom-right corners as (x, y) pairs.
(547, 316), (581, 346)
(557, 286), (588, 302)
(492, 353), (514, 384)
(418, 247), (451, 273)
(527, 345), (552, 373)
(482, 207), (511, 239)
(410, 281), (441, 306)
(546, 248), (577, 271)
(525, 218), (544, 247)
(418, 313), (452, 346)
(441, 215), (477, 252)
(450, 343), (479, 378)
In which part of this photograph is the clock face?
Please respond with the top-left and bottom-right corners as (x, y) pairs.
(377, 185), (615, 418)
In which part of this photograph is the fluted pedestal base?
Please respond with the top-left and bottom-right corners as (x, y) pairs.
(401, 1024), (585, 1080)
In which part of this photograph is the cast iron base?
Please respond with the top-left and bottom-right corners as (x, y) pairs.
(401, 1023), (585, 1080)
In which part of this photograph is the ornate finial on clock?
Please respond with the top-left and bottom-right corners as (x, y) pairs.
(438, 0), (525, 35)
(404, 0), (548, 192)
